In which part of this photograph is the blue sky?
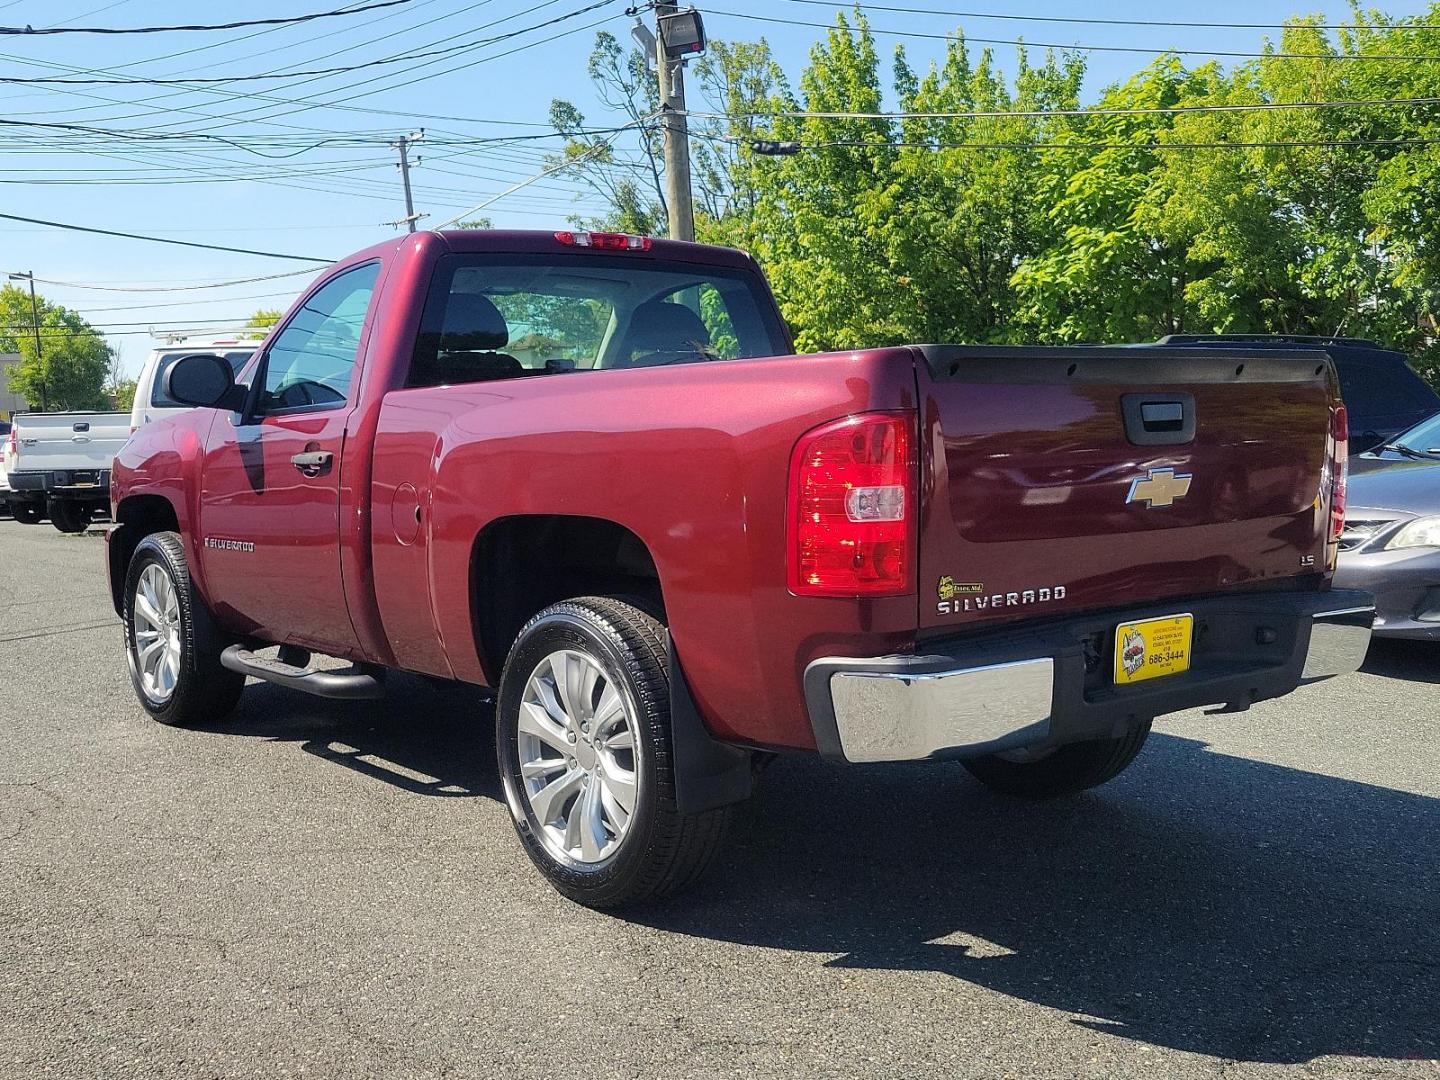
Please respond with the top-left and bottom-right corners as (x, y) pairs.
(0, 0), (1429, 376)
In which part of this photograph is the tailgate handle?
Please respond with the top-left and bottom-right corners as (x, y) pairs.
(1122, 393), (1195, 446)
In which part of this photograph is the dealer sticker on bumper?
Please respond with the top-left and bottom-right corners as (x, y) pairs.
(1114, 614), (1193, 685)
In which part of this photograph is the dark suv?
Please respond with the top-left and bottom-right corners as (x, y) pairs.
(1156, 336), (1440, 454)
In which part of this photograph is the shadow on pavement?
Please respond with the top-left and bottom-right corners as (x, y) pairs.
(1362, 638), (1440, 685)
(642, 733), (1439, 1066)
(203, 675), (1436, 1065)
(208, 673), (500, 799)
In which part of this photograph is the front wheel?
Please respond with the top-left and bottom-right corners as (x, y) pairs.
(124, 531), (245, 726)
(48, 500), (93, 534)
(497, 597), (732, 908)
(961, 721), (1152, 799)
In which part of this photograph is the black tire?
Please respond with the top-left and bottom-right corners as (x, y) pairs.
(48, 500), (92, 534)
(123, 531), (245, 727)
(961, 721), (1153, 799)
(497, 596), (732, 908)
(10, 502), (44, 525)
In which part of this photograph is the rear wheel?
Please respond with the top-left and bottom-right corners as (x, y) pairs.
(497, 597), (732, 908)
(124, 531), (245, 726)
(10, 502), (44, 525)
(48, 500), (93, 534)
(962, 721), (1152, 799)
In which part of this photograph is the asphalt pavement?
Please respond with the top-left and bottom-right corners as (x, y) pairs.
(1, 517), (1436, 1079)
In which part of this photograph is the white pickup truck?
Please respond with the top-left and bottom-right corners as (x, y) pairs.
(4, 411), (130, 532)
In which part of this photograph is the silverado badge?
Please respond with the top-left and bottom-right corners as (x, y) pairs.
(1125, 467), (1193, 509)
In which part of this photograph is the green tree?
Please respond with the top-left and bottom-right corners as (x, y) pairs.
(246, 308), (284, 331)
(106, 353), (137, 412)
(544, 7), (1440, 387)
(0, 284), (111, 410)
(548, 31), (668, 234)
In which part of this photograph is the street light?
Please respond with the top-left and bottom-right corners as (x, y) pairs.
(7, 270), (47, 411)
(657, 7), (706, 60)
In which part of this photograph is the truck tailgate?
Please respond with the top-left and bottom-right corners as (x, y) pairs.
(916, 345), (1336, 633)
(12, 412), (130, 473)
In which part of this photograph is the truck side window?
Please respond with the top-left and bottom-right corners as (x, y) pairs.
(257, 262), (380, 414)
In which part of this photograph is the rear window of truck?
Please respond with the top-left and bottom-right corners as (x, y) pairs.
(407, 253), (790, 389)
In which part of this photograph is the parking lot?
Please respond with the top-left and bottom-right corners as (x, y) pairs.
(0, 516), (1436, 1079)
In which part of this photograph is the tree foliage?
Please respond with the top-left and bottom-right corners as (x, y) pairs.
(246, 308), (284, 331)
(0, 284), (112, 410)
(557, 7), (1440, 383)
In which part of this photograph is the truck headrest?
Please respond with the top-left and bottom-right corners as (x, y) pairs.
(441, 293), (509, 351)
(626, 300), (711, 361)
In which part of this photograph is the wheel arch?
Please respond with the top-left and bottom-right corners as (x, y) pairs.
(108, 494), (181, 615)
(469, 514), (664, 685)
(469, 515), (753, 816)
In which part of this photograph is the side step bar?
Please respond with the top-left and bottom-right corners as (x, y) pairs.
(220, 645), (386, 700)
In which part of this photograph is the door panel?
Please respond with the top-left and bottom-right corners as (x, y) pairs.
(199, 412), (358, 651)
(195, 262), (380, 653)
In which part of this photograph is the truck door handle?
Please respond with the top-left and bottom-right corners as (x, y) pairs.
(290, 450), (333, 477)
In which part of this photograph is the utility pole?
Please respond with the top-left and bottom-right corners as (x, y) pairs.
(390, 130), (425, 232)
(655, 4), (697, 242)
(6, 270), (47, 411)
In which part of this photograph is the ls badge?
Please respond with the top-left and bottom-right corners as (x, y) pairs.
(1126, 467), (1192, 509)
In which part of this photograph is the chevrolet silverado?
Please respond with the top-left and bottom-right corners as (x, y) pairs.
(108, 230), (1374, 906)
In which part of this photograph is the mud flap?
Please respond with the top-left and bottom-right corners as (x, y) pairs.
(667, 633), (754, 815)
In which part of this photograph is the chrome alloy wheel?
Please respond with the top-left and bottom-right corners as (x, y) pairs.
(517, 649), (640, 866)
(132, 563), (182, 703)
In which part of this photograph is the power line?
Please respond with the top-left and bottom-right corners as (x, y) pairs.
(770, 0), (1440, 33)
(31, 269), (323, 292)
(0, 4), (621, 133)
(0, 0), (479, 128)
(137, 5), (624, 134)
(0, 0), (415, 35)
(70, 290), (307, 311)
(0, 212), (333, 262)
(707, 8), (1440, 61)
(686, 95), (1440, 123)
(0, 327), (259, 339)
(734, 134), (1440, 152)
(0, 116), (624, 153)
(0, 1), (612, 84)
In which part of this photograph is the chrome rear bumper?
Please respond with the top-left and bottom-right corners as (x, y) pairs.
(805, 595), (1374, 764)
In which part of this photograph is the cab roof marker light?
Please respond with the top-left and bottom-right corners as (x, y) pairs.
(554, 231), (653, 252)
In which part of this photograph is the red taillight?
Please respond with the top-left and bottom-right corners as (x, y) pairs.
(1329, 403), (1348, 542)
(787, 412), (915, 596)
(554, 230), (652, 252)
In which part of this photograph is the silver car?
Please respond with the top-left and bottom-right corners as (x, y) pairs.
(1335, 410), (1440, 639)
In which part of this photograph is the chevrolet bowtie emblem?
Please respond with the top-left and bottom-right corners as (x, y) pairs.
(1126, 467), (1193, 508)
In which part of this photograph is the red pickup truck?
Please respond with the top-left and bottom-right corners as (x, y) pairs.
(109, 230), (1373, 907)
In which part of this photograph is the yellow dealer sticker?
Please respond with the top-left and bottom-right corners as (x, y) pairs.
(1114, 614), (1193, 685)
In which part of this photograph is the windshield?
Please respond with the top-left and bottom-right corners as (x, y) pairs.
(151, 350), (255, 408)
(1386, 410), (1440, 454)
(407, 253), (790, 388)
(1332, 352), (1440, 425)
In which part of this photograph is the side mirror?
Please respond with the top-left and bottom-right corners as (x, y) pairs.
(164, 354), (246, 411)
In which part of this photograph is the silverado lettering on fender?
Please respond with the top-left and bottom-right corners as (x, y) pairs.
(108, 230), (1375, 907)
